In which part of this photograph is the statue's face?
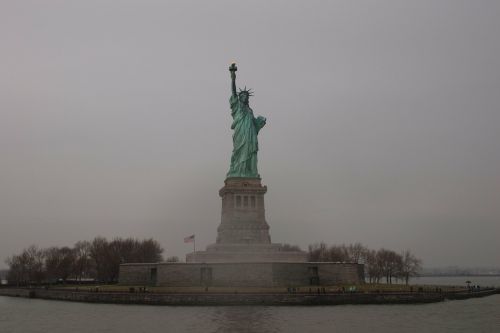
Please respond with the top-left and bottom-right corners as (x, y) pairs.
(239, 93), (249, 104)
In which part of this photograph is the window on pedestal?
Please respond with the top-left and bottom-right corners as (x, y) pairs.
(150, 268), (157, 285)
(251, 196), (256, 208)
(308, 266), (319, 286)
(243, 196), (249, 207)
(236, 196), (241, 207)
(308, 266), (319, 276)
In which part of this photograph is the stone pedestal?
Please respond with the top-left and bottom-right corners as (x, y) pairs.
(217, 177), (271, 244)
(186, 177), (307, 263)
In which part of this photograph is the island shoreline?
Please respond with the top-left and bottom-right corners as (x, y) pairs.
(0, 287), (497, 306)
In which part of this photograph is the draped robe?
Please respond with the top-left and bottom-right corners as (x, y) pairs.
(226, 94), (266, 178)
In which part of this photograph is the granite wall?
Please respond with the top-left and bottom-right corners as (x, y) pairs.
(118, 263), (157, 285)
(119, 262), (364, 287)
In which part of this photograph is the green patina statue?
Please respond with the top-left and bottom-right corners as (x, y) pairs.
(226, 63), (266, 179)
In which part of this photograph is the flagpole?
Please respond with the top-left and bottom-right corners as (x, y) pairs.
(193, 236), (196, 262)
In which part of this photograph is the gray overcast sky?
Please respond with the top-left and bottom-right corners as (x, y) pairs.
(1, 0), (499, 268)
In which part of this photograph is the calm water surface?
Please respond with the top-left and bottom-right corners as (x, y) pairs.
(412, 275), (500, 287)
(1, 277), (499, 333)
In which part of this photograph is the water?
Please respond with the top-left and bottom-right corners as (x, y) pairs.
(412, 275), (500, 287)
(1, 277), (499, 333)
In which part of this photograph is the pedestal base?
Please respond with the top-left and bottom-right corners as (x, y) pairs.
(186, 243), (308, 263)
(120, 261), (365, 287)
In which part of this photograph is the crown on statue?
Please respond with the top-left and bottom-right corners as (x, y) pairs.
(238, 86), (254, 97)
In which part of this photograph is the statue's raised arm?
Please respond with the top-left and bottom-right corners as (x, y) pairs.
(229, 63), (237, 97)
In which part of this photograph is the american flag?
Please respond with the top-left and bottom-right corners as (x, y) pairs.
(184, 234), (195, 243)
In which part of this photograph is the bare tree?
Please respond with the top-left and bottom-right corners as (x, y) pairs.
(137, 238), (163, 263)
(400, 250), (422, 285)
(44, 247), (76, 282)
(376, 249), (403, 284)
(5, 255), (27, 286)
(328, 245), (349, 262)
(5, 237), (165, 285)
(24, 245), (45, 284)
(281, 243), (302, 252)
(165, 256), (180, 262)
(346, 243), (366, 263)
(89, 237), (111, 282)
(308, 242), (329, 262)
(5, 245), (45, 285)
(364, 249), (381, 283)
(73, 241), (93, 281)
(88, 237), (163, 283)
(309, 242), (363, 263)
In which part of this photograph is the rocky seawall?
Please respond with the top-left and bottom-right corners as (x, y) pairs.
(0, 287), (498, 306)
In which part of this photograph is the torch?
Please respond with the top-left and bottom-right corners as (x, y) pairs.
(229, 62), (237, 79)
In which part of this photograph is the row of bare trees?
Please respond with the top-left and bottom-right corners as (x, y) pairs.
(308, 242), (422, 284)
(5, 237), (164, 285)
(5, 239), (421, 285)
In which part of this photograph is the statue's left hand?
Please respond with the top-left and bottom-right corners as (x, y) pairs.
(255, 116), (266, 132)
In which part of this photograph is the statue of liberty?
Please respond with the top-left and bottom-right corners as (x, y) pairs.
(226, 63), (266, 179)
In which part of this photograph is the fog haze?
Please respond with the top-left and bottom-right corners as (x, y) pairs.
(1, 0), (499, 268)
